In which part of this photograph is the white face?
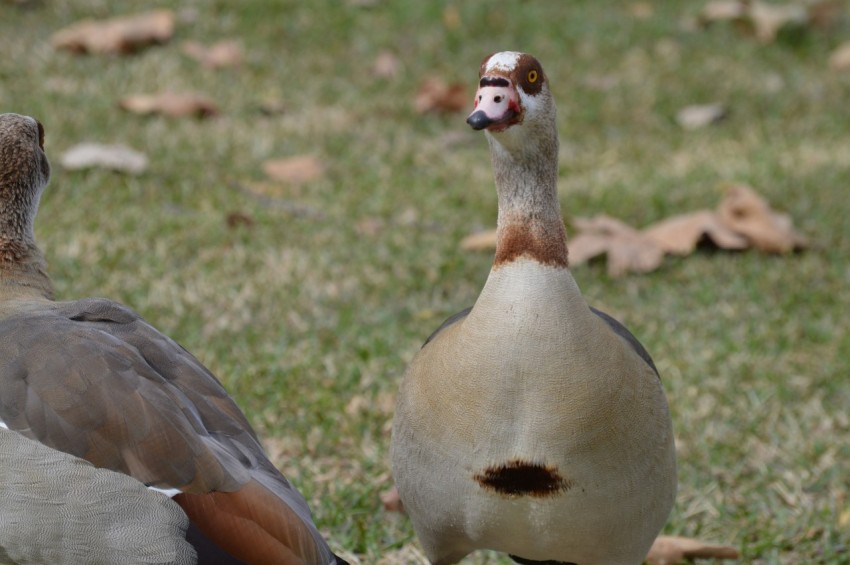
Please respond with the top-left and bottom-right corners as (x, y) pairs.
(485, 52), (522, 74)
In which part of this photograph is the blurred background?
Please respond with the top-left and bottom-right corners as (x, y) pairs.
(2, 1), (849, 562)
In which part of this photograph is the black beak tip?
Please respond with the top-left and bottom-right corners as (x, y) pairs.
(466, 110), (492, 131)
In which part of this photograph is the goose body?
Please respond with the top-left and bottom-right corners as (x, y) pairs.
(0, 113), (345, 565)
(391, 53), (676, 565)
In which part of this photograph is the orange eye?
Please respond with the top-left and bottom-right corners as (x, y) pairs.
(527, 70), (538, 83)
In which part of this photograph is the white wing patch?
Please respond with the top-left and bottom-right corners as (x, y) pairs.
(0, 420), (7, 430)
(147, 485), (182, 498)
(486, 51), (521, 73)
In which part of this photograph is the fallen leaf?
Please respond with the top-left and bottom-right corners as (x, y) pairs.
(629, 2), (655, 19)
(373, 50), (401, 78)
(181, 40), (243, 69)
(698, 0), (810, 43)
(646, 535), (739, 565)
(570, 215), (665, 277)
(119, 92), (218, 118)
(697, 0), (748, 25)
(808, 0), (844, 30)
(59, 142), (148, 175)
(262, 155), (325, 184)
(225, 211), (254, 229)
(643, 210), (749, 254)
(748, 0), (808, 43)
(829, 41), (850, 72)
(717, 183), (807, 252)
(414, 78), (468, 114)
(380, 485), (405, 513)
(51, 10), (174, 55)
(460, 229), (498, 252)
(676, 103), (727, 130)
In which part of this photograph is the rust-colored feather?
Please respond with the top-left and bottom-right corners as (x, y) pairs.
(175, 479), (326, 565)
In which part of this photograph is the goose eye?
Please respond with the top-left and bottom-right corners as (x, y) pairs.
(527, 70), (538, 83)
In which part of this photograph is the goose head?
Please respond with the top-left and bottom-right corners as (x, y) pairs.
(466, 51), (557, 157)
(0, 113), (51, 242)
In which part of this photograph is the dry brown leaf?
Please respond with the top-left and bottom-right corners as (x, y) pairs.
(698, 0), (810, 43)
(646, 535), (739, 565)
(59, 142), (148, 175)
(380, 485), (405, 513)
(697, 0), (748, 25)
(808, 0), (844, 30)
(262, 155), (325, 185)
(717, 184), (807, 253)
(119, 92), (218, 118)
(181, 40), (243, 69)
(629, 2), (655, 19)
(225, 211), (254, 229)
(748, 1), (809, 42)
(460, 229), (498, 252)
(373, 50), (401, 78)
(829, 41), (850, 72)
(567, 232), (615, 265)
(643, 210), (749, 254)
(414, 78), (468, 114)
(570, 215), (665, 277)
(676, 103), (727, 130)
(52, 10), (174, 55)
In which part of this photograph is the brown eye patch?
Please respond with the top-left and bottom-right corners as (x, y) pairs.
(515, 54), (545, 95)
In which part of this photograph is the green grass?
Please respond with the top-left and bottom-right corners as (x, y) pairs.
(3, 0), (850, 562)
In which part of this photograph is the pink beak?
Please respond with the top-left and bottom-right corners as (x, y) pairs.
(466, 78), (521, 131)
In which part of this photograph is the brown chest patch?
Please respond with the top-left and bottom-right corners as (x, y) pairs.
(474, 459), (573, 497)
(494, 221), (568, 268)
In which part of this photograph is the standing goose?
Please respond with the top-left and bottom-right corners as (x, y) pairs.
(391, 52), (677, 565)
(0, 113), (346, 565)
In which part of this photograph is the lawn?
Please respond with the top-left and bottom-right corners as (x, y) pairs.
(2, 0), (849, 563)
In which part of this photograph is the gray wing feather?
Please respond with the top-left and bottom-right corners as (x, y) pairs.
(0, 428), (196, 565)
(590, 307), (659, 376)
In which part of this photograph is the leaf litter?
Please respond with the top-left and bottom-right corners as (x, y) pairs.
(119, 92), (219, 118)
(60, 143), (148, 175)
(462, 184), (807, 277)
(696, 0), (839, 43)
(51, 10), (175, 55)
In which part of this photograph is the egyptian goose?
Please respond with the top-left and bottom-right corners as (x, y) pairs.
(0, 113), (346, 565)
(391, 53), (677, 564)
